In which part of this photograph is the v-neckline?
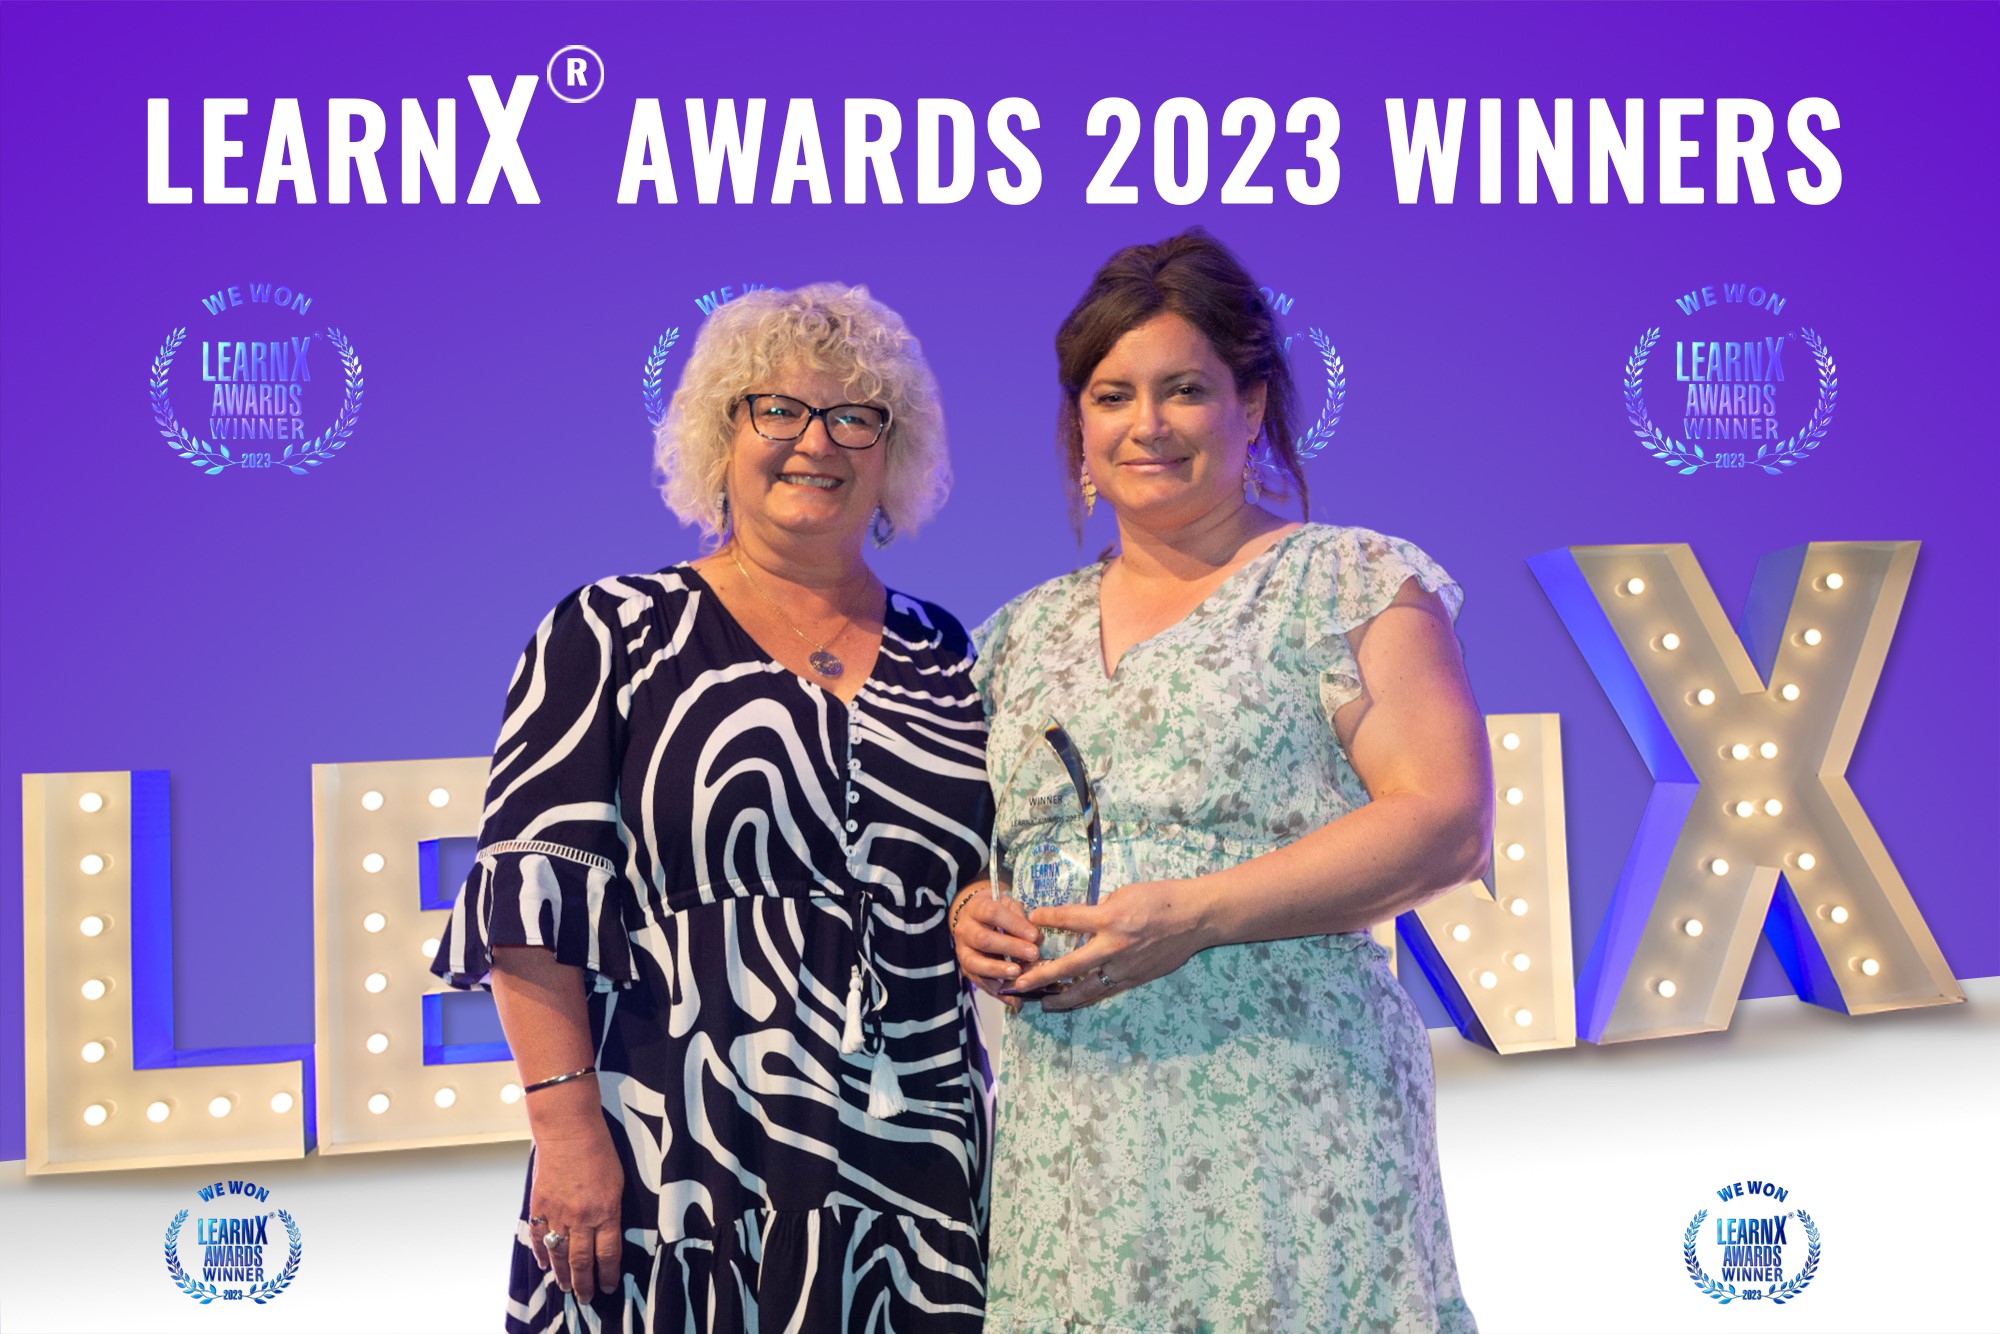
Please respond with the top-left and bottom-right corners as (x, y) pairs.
(679, 564), (889, 706)
(1091, 525), (1309, 681)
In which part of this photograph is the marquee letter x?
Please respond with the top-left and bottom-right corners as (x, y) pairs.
(1530, 541), (1961, 1044)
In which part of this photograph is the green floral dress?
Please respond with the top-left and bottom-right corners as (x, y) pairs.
(970, 523), (1478, 1334)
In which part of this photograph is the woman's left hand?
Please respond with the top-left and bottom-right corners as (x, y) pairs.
(1009, 878), (1212, 1011)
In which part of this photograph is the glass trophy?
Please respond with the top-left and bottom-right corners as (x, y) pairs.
(995, 718), (1102, 988)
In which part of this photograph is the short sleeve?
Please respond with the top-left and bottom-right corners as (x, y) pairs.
(432, 581), (642, 993)
(967, 596), (1022, 720)
(1306, 526), (1466, 721)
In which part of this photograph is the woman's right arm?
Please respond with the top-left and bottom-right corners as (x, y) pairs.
(490, 946), (624, 1303)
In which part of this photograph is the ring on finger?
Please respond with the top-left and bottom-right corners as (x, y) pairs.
(1096, 968), (1115, 989)
(543, 1229), (568, 1249)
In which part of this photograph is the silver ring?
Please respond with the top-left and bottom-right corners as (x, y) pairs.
(1096, 969), (1115, 989)
(529, 1215), (548, 1227)
(543, 1230), (568, 1249)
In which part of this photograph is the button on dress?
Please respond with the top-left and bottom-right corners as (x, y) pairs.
(434, 565), (994, 1333)
(972, 524), (1478, 1334)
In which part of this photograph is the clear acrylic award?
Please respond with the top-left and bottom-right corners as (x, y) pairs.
(995, 718), (1102, 985)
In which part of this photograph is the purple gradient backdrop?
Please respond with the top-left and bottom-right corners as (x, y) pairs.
(3, 1), (1995, 1162)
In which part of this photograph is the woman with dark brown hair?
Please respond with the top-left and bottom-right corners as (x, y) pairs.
(947, 230), (1486, 1331)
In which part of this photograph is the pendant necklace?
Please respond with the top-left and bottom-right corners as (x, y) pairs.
(728, 544), (860, 679)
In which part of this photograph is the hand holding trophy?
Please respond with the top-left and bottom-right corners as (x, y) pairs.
(993, 718), (1102, 995)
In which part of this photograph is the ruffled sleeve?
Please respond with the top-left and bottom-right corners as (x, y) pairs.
(967, 596), (1022, 721)
(432, 580), (642, 994)
(1304, 526), (1466, 721)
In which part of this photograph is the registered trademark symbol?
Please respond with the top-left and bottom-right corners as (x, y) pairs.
(545, 45), (605, 104)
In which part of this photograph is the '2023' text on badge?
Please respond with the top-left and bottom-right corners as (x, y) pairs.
(150, 280), (364, 477)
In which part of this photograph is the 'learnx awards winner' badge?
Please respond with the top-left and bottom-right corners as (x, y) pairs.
(1622, 280), (1838, 477)
(1681, 1177), (1822, 1306)
(149, 279), (364, 477)
(161, 1176), (304, 1304)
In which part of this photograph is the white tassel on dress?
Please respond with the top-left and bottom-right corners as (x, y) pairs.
(867, 1044), (907, 1119)
(841, 964), (865, 1054)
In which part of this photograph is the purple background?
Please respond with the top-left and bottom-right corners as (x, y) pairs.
(3, 0), (1995, 1163)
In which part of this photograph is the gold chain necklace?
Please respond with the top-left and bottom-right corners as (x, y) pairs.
(727, 545), (861, 679)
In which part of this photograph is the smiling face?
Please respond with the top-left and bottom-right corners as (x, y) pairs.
(1079, 312), (1267, 532)
(724, 363), (889, 551)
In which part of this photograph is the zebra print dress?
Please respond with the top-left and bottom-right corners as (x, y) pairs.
(433, 565), (994, 1333)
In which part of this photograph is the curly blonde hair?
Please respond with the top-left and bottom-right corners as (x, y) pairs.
(654, 283), (951, 545)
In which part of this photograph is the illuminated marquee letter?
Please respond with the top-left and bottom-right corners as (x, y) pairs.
(312, 759), (527, 1153)
(1376, 715), (1576, 1054)
(21, 771), (309, 1174)
(1530, 541), (1962, 1043)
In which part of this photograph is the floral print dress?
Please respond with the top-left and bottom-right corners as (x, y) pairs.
(970, 523), (1478, 1334)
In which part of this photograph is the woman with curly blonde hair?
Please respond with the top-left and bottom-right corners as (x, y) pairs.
(435, 283), (993, 1331)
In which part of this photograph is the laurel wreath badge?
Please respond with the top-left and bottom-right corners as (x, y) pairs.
(1683, 1207), (1821, 1305)
(1625, 326), (1837, 476)
(150, 327), (365, 476)
(164, 1207), (303, 1304)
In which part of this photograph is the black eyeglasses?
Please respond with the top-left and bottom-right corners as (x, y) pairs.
(740, 394), (892, 450)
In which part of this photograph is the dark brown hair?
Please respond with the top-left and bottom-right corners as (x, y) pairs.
(1055, 228), (1307, 532)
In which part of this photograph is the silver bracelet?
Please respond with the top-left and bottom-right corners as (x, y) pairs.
(522, 1065), (596, 1094)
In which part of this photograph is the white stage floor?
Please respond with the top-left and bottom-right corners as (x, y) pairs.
(3, 978), (1991, 1333)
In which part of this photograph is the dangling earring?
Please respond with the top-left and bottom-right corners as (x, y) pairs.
(869, 505), (896, 549)
(1080, 464), (1098, 517)
(717, 489), (732, 535)
(1242, 441), (1263, 506)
